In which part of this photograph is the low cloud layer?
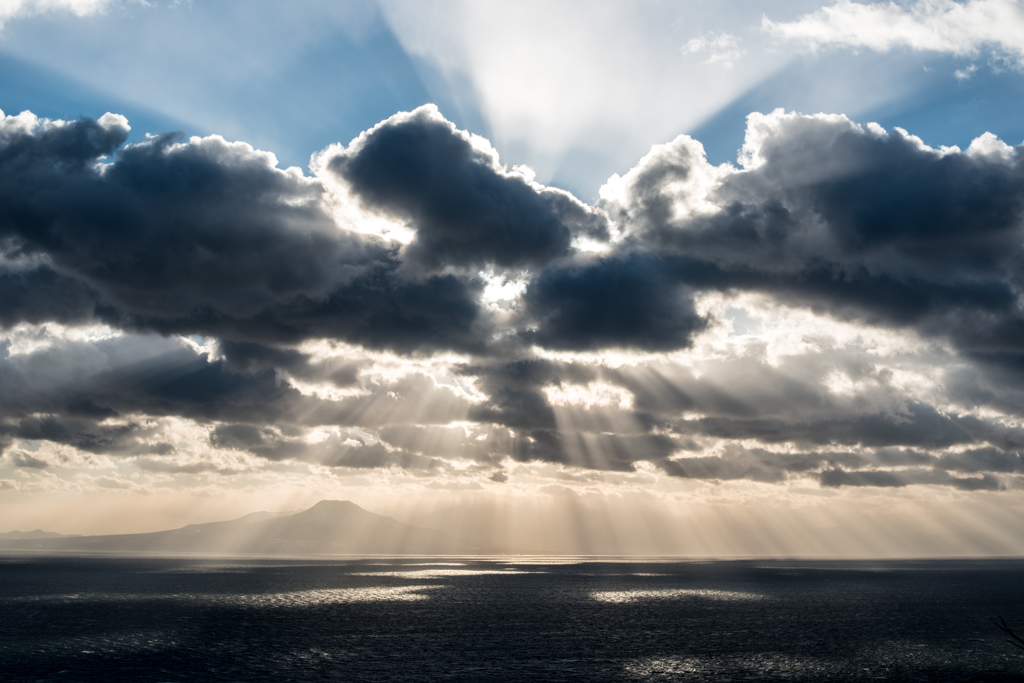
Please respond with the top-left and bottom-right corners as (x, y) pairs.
(2, 104), (1024, 493)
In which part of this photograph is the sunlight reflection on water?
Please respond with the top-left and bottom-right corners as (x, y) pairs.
(351, 568), (531, 578)
(10, 585), (446, 605)
(590, 588), (763, 603)
(623, 654), (828, 679)
(236, 585), (444, 605)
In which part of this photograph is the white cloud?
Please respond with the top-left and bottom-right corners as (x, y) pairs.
(0, 0), (119, 25)
(764, 0), (1024, 67)
(681, 32), (744, 68)
(966, 130), (1017, 158)
(955, 63), (979, 79)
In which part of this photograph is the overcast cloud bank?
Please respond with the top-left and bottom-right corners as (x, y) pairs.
(2, 104), (1024, 494)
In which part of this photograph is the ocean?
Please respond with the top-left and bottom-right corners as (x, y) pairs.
(2, 556), (1023, 681)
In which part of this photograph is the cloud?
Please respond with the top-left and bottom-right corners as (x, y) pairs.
(0, 108), (495, 354)
(523, 253), (708, 351)
(377, 424), (507, 465)
(681, 32), (744, 68)
(133, 456), (243, 475)
(0, 0), (117, 26)
(820, 466), (1003, 491)
(210, 423), (440, 471)
(764, 0), (1024, 67)
(4, 104), (1024, 493)
(0, 330), (479, 435)
(7, 450), (49, 469)
(0, 265), (101, 328)
(658, 446), (1016, 490)
(2, 414), (173, 456)
(323, 105), (606, 270)
(955, 63), (980, 80)
(600, 110), (1024, 364)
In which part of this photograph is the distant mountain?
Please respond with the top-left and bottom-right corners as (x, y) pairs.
(0, 529), (79, 540)
(0, 500), (490, 555)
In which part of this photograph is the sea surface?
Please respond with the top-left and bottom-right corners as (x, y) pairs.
(2, 555), (1023, 682)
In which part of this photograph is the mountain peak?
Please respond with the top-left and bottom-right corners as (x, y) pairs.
(308, 500), (362, 511)
(291, 500), (368, 522)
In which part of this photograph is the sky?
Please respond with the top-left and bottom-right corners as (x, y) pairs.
(2, 0), (1024, 556)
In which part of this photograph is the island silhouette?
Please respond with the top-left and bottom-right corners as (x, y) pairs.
(0, 500), (490, 555)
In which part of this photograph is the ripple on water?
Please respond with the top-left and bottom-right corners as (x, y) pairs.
(623, 654), (836, 680)
(4, 585), (446, 606)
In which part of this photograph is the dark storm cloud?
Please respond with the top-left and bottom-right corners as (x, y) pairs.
(4, 104), (1024, 491)
(944, 353), (1024, 419)
(326, 105), (606, 270)
(110, 262), (489, 354)
(1, 117), (347, 304)
(216, 340), (310, 376)
(45, 344), (301, 425)
(217, 340), (365, 387)
(0, 265), (100, 328)
(0, 336), (318, 464)
(602, 112), (1024, 355)
(745, 119), (1023, 259)
(2, 414), (173, 456)
(620, 115), (1024, 269)
(0, 112), (490, 354)
(523, 253), (708, 351)
(15, 107), (1024, 360)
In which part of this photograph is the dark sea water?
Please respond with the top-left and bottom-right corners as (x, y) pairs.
(2, 556), (1024, 682)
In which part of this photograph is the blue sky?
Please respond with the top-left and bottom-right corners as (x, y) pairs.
(0, 1), (437, 165)
(3, 0), (1024, 555)
(4, 0), (1021, 195)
